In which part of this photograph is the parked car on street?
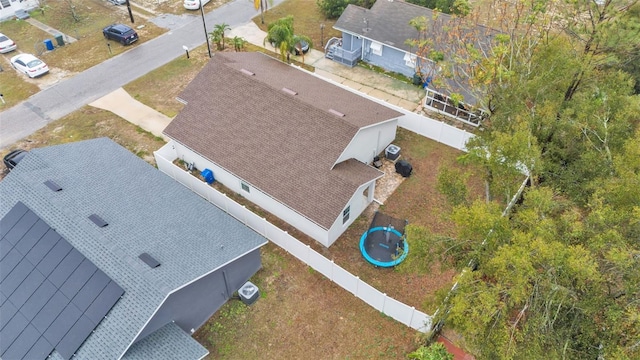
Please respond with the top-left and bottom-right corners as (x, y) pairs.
(184, 0), (210, 10)
(294, 40), (310, 55)
(10, 53), (49, 78)
(0, 33), (17, 53)
(103, 24), (139, 45)
(3, 149), (28, 171)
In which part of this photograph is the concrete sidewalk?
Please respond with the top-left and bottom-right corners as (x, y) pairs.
(26, 18), (78, 44)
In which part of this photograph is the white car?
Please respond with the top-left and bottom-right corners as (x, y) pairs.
(10, 53), (49, 78)
(0, 33), (17, 53)
(184, 0), (210, 10)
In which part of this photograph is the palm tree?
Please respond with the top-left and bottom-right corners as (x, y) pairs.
(233, 36), (246, 52)
(213, 23), (230, 50)
(264, 16), (313, 62)
(253, 0), (272, 25)
(209, 30), (222, 51)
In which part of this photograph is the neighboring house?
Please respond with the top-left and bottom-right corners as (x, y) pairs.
(160, 52), (403, 248)
(0, 138), (268, 360)
(330, 0), (493, 126)
(0, 0), (38, 21)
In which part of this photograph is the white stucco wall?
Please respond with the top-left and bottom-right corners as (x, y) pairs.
(335, 119), (398, 165)
(326, 181), (375, 246)
(169, 141), (332, 247)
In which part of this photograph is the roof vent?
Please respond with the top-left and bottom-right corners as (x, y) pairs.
(44, 180), (62, 192)
(282, 87), (298, 96)
(139, 253), (161, 268)
(240, 68), (255, 76)
(88, 214), (108, 227)
(328, 109), (345, 117)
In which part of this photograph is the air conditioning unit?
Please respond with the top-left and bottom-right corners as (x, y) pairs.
(238, 281), (260, 305)
(385, 144), (401, 161)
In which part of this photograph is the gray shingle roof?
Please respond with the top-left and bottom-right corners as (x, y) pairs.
(334, 0), (497, 104)
(0, 138), (267, 359)
(164, 53), (398, 229)
(334, 0), (441, 53)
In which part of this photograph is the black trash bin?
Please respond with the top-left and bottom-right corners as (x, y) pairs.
(54, 34), (65, 46)
(395, 160), (413, 178)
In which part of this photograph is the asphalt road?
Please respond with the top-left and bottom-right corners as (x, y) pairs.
(0, 0), (282, 150)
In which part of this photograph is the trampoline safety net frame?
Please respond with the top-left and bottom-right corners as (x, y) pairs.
(360, 211), (409, 267)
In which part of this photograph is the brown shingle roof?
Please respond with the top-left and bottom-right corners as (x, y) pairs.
(164, 53), (399, 229)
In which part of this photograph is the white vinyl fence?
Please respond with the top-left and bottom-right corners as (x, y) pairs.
(154, 147), (432, 333)
(397, 111), (474, 152)
(300, 64), (475, 152)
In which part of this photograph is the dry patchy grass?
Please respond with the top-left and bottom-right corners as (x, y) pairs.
(31, 1), (167, 72)
(124, 44), (212, 117)
(0, 19), (53, 106)
(196, 243), (421, 359)
(0, 105), (166, 180)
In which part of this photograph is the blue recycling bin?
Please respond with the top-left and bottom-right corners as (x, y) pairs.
(201, 169), (215, 184)
(44, 39), (54, 51)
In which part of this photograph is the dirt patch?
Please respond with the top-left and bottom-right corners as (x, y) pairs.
(38, 68), (79, 90)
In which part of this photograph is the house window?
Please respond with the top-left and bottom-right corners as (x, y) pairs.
(404, 52), (417, 67)
(370, 42), (382, 56)
(343, 206), (350, 224)
(241, 181), (250, 193)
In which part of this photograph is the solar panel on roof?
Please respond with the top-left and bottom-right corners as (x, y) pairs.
(0, 201), (28, 238)
(3, 210), (38, 245)
(20, 280), (56, 321)
(15, 220), (48, 254)
(2, 324), (41, 359)
(55, 315), (94, 359)
(0, 202), (124, 360)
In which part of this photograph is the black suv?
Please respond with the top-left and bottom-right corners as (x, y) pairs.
(3, 149), (28, 171)
(103, 24), (139, 45)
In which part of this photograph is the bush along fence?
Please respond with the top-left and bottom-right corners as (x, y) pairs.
(154, 145), (432, 333)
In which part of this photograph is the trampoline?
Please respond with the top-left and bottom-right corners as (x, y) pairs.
(360, 212), (409, 267)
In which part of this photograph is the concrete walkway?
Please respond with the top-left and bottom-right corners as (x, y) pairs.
(89, 88), (171, 141)
(26, 18), (78, 44)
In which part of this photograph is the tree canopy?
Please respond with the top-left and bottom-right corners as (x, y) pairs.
(403, 1), (640, 358)
(264, 15), (313, 62)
